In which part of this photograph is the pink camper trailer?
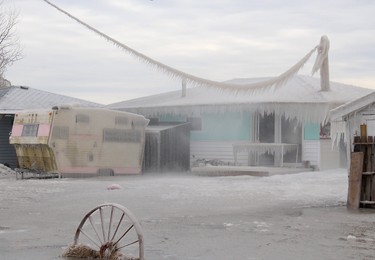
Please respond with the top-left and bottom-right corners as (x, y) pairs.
(9, 105), (149, 177)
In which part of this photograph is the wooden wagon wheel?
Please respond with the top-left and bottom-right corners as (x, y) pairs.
(73, 203), (144, 260)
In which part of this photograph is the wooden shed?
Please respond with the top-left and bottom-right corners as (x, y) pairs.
(331, 91), (375, 209)
(331, 91), (375, 168)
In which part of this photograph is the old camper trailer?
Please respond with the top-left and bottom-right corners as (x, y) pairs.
(9, 105), (149, 177)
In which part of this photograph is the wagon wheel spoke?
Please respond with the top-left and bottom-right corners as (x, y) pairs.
(78, 228), (101, 249)
(117, 239), (140, 250)
(111, 212), (125, 242)
(113, 224), (134, 246)
(107, 205), (115, 242)
(88, 215), (103, 245)
(99, 207), (106, 243)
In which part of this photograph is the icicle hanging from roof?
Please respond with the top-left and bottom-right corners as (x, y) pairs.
(43, 0), (330, 94)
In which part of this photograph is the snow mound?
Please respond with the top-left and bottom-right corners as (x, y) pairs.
(0, 164), (16, 178)
(107, 184), (122, 190)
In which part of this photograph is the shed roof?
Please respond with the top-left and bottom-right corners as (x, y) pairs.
(0, 86), (102, 114)
(330, 91), (375, 121)
(107, 75), (372, 123)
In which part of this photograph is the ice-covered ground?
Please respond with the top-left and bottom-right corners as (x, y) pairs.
(1, 168), (375, 260)
(0, 164), (17, 178)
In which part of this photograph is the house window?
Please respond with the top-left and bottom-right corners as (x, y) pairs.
(320, 122), (331, 139)
(76, 114), (90, 123)
(187, 117), (202, 131)
(258, 113), (275, 143)
(22, 124), (39, 136)
(103, 128), (141, 143)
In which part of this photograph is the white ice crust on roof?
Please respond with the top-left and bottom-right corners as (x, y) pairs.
(108, 75), (372, 124)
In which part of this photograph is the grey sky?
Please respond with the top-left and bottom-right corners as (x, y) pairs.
(4, 0), (375, 104)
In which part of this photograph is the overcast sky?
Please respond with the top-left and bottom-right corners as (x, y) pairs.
(3, 0), (375, 104)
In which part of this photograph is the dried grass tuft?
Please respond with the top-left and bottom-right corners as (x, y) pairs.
(62, 243), (139, 260)
(62, 244), (100, 258)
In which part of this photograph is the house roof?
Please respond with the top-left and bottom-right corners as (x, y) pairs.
(329, 86), (375, 146)
(330, 91), (375, 120)
(107, 75), (372, 123)
(0, 86), (103, 114)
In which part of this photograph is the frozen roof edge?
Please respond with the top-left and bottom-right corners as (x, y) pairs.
(107, 75), (371, 109)
(121, 102), (342, 124)
(330, 90), (375, 120)
(107, 76), (287, 108)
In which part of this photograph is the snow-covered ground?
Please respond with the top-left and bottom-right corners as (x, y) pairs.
(0, 164), (17, 178)
(0, 168), (375, 259)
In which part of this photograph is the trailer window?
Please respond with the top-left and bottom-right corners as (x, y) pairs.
(103, 129), (141, 143)
(22, 124), (39, 136)
(76, 114), (90, 123)
(115, 116), (129, 125)
(52, 126), (69, 139)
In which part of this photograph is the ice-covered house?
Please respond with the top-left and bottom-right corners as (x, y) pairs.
(107, 75), (372, 170)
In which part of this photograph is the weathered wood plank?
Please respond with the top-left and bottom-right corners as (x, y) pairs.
(347, 152), (364, 210)
(367, 145), (372, 172)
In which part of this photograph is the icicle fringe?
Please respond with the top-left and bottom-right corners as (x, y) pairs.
(233, 143), (298, 155)
(42, 0), (321, 94)
(120, 102), (337, 125)
(330, 119), (347, 146)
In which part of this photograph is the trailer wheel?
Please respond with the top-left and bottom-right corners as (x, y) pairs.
(71, 203), (144, 260)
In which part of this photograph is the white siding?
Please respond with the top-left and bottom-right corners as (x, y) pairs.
(320, 139), (340, 170)
(302, 140), (320, 168)
(303, 139), (340, 170)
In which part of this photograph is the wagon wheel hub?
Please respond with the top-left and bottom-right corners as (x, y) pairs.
(99, 241), (115, 258)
